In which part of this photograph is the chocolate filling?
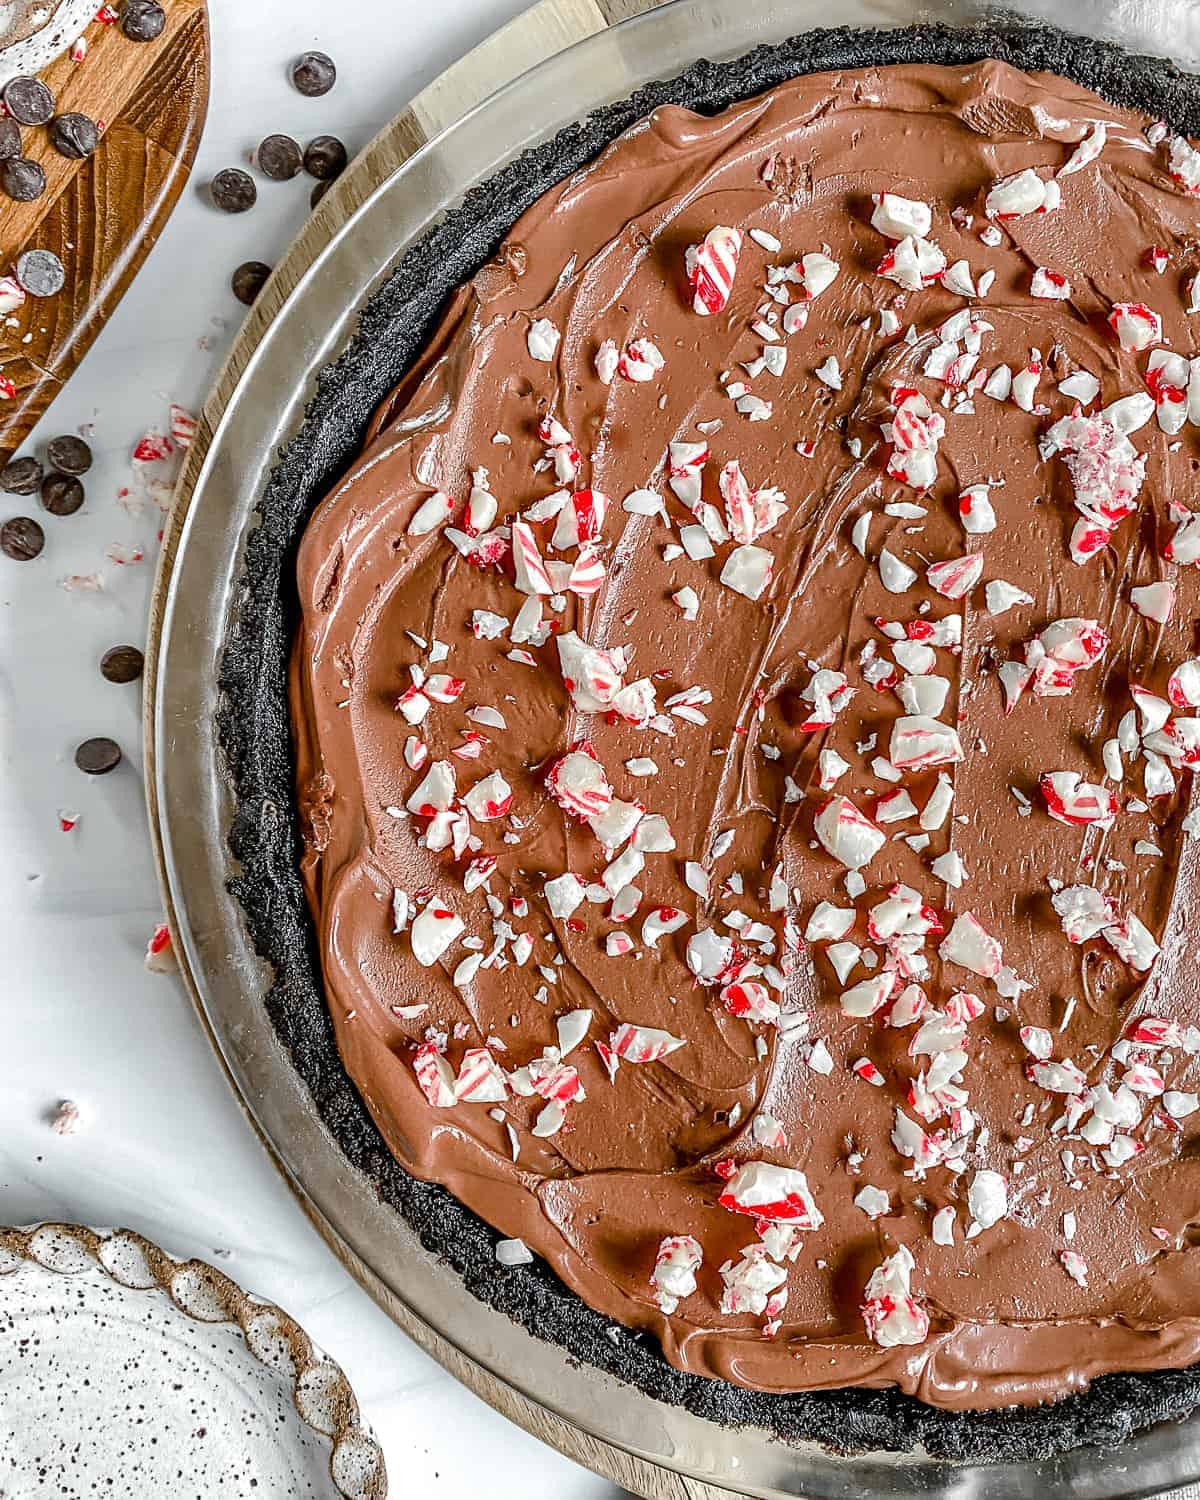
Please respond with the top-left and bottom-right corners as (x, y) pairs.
(223, 23), (1200, 1458)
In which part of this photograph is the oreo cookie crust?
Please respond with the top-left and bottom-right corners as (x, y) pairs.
(218, 22), (1200, 1461)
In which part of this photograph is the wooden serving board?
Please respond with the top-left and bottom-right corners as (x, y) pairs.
(143, 5), (781, 1498)
(0, 0), (209, 462)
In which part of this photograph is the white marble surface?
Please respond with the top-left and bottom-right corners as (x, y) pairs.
(0, 4), (623, 1495)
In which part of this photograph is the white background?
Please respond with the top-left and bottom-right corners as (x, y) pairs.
(0, 4), (624, 1495)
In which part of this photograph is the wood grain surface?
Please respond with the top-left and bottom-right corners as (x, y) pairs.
(0, 2), (209, 462)
(145, 4), (746, 1496)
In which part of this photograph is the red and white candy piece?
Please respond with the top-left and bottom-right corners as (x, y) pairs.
(876, 235), (946, 291)
(939, 912), (1002, 979)
(686, 226), (743, 315)
(814, 795), (886, 871)
(1129, 580), (1175, 623)
(408, 489), (454, 536)
(1108, 302), (1162, 352)
(1168, 135), (1200, 194)
(652, 1234), (703, 1314)
(1059, 121), (1107, 177)
(862, 1245), (929, 1348)
(455, 1047), (509, 1103)
(1039, 771), (1117, 828)
(718, 1244), (788, 1316)
(463, 771), (513, 821)
(721, 981), (780, 1025)
(718, 1161), (823, 1229)
(926, 553), (982, 600)
(551, 487), (608, 550)
(413, 1042), (457, 1107)
(889, 715), (964, 772)
(410, 904), (465, 966)
(1030, 268), (1071, 300)
(617, 337), (665, 382)
(611, 1022), (686, 1064)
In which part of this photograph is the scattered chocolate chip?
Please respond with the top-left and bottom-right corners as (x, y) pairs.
(1, 515), (44, 560)
(50, 112), (99, 160)
(75, 736), (122, 775)
(210, 167), (256, 214)
(121, 0), (166, 41)
(15, 248), (64, 297)
(303, 135), (347, 181)
(0, 118), (21, 160)
(40, 472), (84, 515)
(257, 133), (302, 182)
(1, 456), (42, 495)
(292, 51), (336, 97)
(100, 644), (144, 683)
(231, 260), (271, 306)
(310, 179), (330, 210)
(47, 434), (93, 475)
(2, 156), (46, 202)
(3, 76), (54, 127)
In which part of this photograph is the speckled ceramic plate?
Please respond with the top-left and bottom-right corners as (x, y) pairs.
(0, 1223), (387, 1500)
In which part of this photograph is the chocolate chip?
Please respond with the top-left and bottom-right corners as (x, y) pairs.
(1, 516), (44, 560)
(3, 76), (54, 127)
(100, 644), (144, 683)
(47, 434), (93, 475)
(40, 472), (84, 515)
(256, 133), (302, 182)
(303, 135), (347, 181)
(210, 167), (256, 213)
(0, 118), (21, 160)
(1, 456), (42, 495)
(292, 51), (336, 97)
(50, 112), (99, 160)
(2, 157), (46, 202)
(121, 0), (166, 41)
(231, 260), (271, 306)
(75, 736), (122, 775)
(310, 179), (330, 210)
(16, 248), (64, 297)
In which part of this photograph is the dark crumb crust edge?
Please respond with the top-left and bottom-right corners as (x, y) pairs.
(218, 22), (1200, 1462)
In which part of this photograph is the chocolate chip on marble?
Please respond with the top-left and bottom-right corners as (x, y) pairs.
(100, 645), (144, 684)
(1, 456), (43, 495)
(74, 737), (122, 775)
(1, 515), (44, 560)
(40, 472), (84, 515)
(291, 51), (336, 97)
(210, 167), (256, 214)
(47, 435), (93, 475)
(303, 135), (347, 181)
(256, 133), (302, 182)
(231, 261), (271, 306)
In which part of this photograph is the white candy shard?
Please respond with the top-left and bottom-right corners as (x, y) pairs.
(871, 192), (932, 239)
(939, 912), (1002, 978)
(814, 796), (886, 870)
(527, 317), (561, 361)
(718, 1161), (824, 1228)
(652, 1234), (703, 1313)
(411, 903), (465, 966)
(862, 1245), (929, 1348)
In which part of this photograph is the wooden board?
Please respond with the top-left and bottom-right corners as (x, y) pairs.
(142, 5), (762, 1497)
(0, 1), (209, 462)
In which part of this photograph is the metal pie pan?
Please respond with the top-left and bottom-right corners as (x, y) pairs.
(153, 1), (1200, 1494)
